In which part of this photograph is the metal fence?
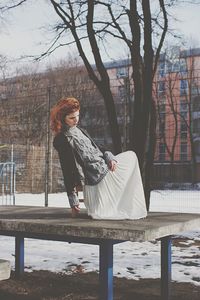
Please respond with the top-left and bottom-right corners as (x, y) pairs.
(0, 162), (15, 205)
(0, 84), (120, 205)
(0, 82), (199, 206)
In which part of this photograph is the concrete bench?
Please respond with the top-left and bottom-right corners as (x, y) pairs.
(0, 205), (200, 300)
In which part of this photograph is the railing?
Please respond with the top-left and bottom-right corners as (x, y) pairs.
(0, 162), (16, 205)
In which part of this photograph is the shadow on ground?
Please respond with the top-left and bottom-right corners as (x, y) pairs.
(0, 271), (199, 300)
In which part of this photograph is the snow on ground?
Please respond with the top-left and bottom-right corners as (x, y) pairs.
(150, 189), (200, 213)
(0, 190), (200, 286)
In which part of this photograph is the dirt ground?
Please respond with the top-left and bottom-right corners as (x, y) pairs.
(0, 270), (199, 300)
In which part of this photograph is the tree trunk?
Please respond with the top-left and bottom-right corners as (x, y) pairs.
(97, 81), (122, 154)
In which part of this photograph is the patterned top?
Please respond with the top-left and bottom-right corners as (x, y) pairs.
(65, 126), (109, 185)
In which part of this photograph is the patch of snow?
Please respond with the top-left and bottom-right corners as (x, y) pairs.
(0, 190), (200, 286)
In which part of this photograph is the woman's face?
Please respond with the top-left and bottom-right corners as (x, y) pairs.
(64, 110), (80, 127)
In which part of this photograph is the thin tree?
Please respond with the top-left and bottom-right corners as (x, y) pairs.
(155, 62), (179, 164)
(155, 47), (200, 184)
(179, 52), (199, 183)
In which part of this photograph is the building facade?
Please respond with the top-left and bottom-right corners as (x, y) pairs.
(154, 48), (200, 184)
(1, 48), (200, 193)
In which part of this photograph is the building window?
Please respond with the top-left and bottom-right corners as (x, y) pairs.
(0, 93), (7, 100)
(180, 100), (188, 113)
(180, 142), (188, 161)
(118, 85), (126, 99)
(179, 58), (187, 74)
(166, 61), (172, 73)
(159, 112), (165, 122)
(159, 121), (165, 138)
(180, 121), (187, 132)
(181, 131), (187, 139)
(116, 67), (128, 78)
(159, 97), (166, 105)
(158, 112), (165, 138)
(158, 61), (165, 77)
(193, 119), (200, 134)
(194, 141), (200, 156)
(180, 112), (187, 120)
(159, 142), (166, 161)
(180, 79), (188, 96)
(172, 60), (180, 72)
(191, 85), (200, 97)
(158, 81), (165, 94)
(158, 103), (166, 113)
(192, 96), (200, 112)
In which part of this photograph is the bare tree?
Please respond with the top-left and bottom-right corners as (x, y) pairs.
(155, 64), (179, 164)
(46, 0), (171, 209)
(0, 0), (171, 209)
(0, 67), (47, 147)
(0, 54), (8, 79)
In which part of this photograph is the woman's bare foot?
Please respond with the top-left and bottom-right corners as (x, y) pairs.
(71, 205), (80, 217)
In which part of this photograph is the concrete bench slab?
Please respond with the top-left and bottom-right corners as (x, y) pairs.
(0, 205), (200, 300)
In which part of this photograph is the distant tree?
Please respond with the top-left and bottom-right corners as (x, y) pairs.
(179, 52), (199, 183)
(155, 54), (180, 166)
(0, 64), (47, 147)
(155, 46), (200, 183)
(0, 54), (8, 79)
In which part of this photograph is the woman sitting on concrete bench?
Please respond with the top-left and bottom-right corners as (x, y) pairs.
(51, 97), (147, 220)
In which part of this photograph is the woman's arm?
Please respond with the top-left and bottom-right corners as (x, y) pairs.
(99, 146), (118, 172)
(53, 134), (80, 208)
(80, 127), (118, 171)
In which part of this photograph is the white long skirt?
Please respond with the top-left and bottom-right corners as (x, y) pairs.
(83, 151), (147, 220)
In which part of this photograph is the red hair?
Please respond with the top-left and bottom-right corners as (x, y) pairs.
(50, 97), (80, 134)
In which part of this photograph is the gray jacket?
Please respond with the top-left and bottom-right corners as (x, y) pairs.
(53, 126), (116, 207)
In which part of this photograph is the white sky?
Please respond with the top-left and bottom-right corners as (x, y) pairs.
(0, 1), (200, 73)
(171, 2), (200, 46)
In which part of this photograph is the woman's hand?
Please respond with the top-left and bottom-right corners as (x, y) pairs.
(71, 205), (80, 217)
(109, 160), (117, 172)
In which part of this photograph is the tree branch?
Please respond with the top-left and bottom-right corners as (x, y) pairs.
(97, 1), (132, 48)
(50, 0), (101, 87)
(0, 0), (27, 10)
(86, 0), (109, 86)
(153, 0), (168, 76)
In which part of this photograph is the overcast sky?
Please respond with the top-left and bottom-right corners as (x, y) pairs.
(0, 1), (200, 73)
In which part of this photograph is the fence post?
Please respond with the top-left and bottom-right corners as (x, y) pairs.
(161, 236), (172, 300)
(15, 236), (24, 277)
(45, 87), (51, 207)
(0, 161), (16, 205)
(99, 240), (113, 300)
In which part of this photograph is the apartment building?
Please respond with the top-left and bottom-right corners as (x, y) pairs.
(1, 48), (200, 193)
(154, 48), (200, 183)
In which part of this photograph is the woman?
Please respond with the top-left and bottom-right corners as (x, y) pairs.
(51, 97), (147, 220)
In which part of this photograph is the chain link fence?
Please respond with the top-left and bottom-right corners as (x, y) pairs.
(0, 80), (200, 205)
(0, 83), (129, 204)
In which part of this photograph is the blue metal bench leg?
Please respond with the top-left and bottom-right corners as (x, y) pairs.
(15, 236), (24, 276)
(99, 240), (113, 300)
(161, 236), (172, 300)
